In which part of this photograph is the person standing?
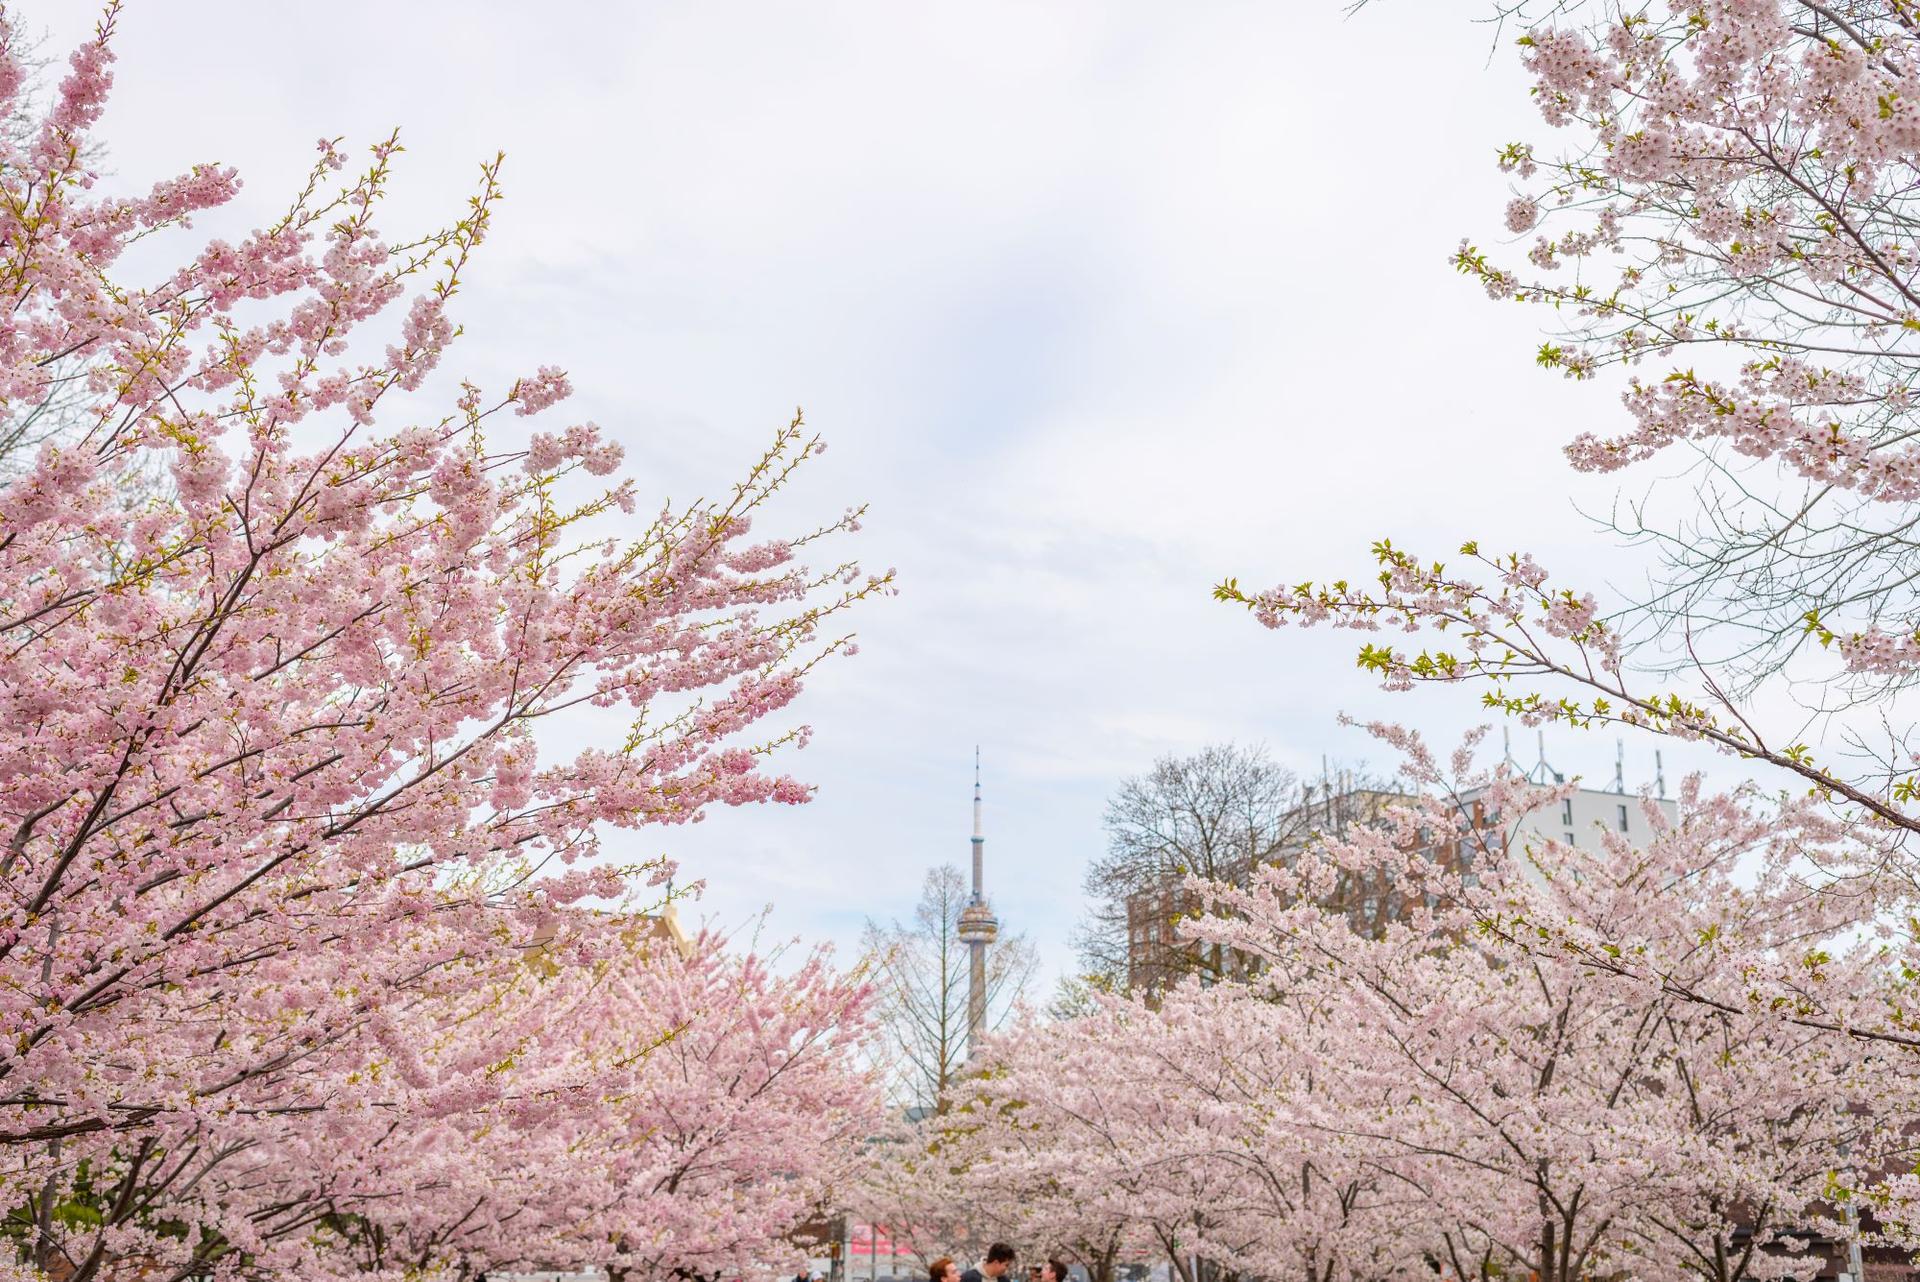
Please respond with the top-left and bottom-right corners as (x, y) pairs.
(929, 1259), (959, 1282)
(1042, 1258), (1071, 1282)
(960, 1242), (1017, 1282)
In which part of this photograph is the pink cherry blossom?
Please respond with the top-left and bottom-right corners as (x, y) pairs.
(0, 10), (889, 1278)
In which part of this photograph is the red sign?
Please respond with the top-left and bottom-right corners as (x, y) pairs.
(846, 1225), (915, 1256)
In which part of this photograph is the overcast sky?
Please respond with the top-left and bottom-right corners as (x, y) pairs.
(41, 1), (1714, 986)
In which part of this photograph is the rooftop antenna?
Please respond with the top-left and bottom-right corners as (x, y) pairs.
(1532, 730), (1563, 785)
(1613, 738), (1626, 794)
(1655, 749), (1667, 799)
(1502, 726), (1521, 772)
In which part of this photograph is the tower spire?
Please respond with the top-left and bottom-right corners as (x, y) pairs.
(971, 746), (984, 900)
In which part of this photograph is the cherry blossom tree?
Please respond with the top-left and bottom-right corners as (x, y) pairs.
(0, 5), (888, 1278)
(1447, 0), (1920, 698)
(14, 912), (881, 1281)
(885, 5), (1920, 1277)
(1211, 0), (1920, 1151)
(1081, 985), (1426, 1282)
(967, 1005), (1196, 1282)
(587, 940), (881, 1282)
(1214, 0), (1920, 830)
(1182, 732), (1903, 1281)
(855, 1113), (1004, 1276)
(900, 985), (1430, 1282)
(925, 735), (1907, 1282)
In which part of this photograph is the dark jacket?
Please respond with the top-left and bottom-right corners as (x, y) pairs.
(963, 1266), (1016, 1282)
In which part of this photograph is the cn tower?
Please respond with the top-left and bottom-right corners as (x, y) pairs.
(954, 747), (998, 1061)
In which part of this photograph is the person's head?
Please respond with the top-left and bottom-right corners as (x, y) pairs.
(1044, 1259), (1070, 1282)
(983, 1243), (1017, 1278)
(930, 1258), (956, 1282)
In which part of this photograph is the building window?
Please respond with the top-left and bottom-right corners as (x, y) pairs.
(1560, 799), (1573, 824)
(1564, 830), (1576, 846)
(1617, 803), (1629, 833)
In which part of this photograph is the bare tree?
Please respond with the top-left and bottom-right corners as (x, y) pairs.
(1078, 744), (1381, 995)
(862, 863), (1037, 1113)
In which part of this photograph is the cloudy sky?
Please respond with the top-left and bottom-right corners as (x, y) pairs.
(41, 1), (1712, 985)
